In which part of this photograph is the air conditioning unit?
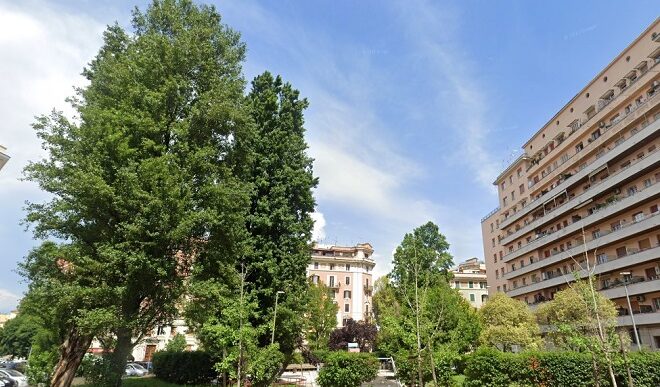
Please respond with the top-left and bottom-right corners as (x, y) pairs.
(635, 295), (646, 302)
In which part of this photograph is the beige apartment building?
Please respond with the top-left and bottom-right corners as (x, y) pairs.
(0, 145), (9, 171)
(481, 19), (660, 349)
(451, 258), (488, 308)
(308, 243), (375, 327)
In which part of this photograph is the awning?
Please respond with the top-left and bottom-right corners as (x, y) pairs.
(588, 163), (608, 178)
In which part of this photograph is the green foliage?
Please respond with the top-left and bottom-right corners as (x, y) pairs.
(316, 352), (379, 387)
(374, 222), (480, 386)
(305, 282), (339, 350)
(479, 292), (541, 351)
(152, 351), (216, 385)
(0, 313), (42, 358)
(22, 0), (254, 383)
(463, 348), (660, 387)
(25, 327), (59, 386)
(164, 334), (187, 352)
(536, 279), (619, 351)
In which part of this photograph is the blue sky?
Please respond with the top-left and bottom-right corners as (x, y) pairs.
(0, 0), (658, 312)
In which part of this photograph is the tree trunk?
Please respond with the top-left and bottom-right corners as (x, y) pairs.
(618, 331), (634, 387)
(428, 339), (438, 387)
(105, 328), (134, 387)
(51, 328), (93, 387)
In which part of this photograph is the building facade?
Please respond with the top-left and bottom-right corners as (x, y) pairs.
(308, 243), (375, 327)
(451, 258), (488, 308)
(481, 19), (660, 349)
(0, 145), (9, 172)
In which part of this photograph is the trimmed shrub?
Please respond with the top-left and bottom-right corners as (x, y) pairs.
(317, 352), (379, 387)
(464, 348), (660, 387)
(152, 350), (215, 384)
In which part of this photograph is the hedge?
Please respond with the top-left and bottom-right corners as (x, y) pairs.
(152, 351), (216, 385)
(316, 352), (379, 387)
(464, 347), (660, 387)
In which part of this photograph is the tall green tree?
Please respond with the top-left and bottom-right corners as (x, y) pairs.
(479, 292), (541, 352)
(375, 222), (479, 386)
(243, 72), (318, 356)
(305, 282), (339, 350)
(22, 1), (251, 386)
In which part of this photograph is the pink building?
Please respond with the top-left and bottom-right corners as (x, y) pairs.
(308, 243), (375, 327)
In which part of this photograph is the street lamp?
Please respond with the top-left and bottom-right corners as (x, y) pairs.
(271, 290), (285, 345)
(620, 272), (641, 349)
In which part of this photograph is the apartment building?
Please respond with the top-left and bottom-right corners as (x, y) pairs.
(308, 243), (375, 327)
(0, 145), (9, 172)
(0, 311), (17, 329)
(481, 19), (660, 349)
(451, 258), (488, 308)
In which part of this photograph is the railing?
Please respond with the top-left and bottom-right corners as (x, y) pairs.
(525, 60), (659, 179)
(500, 144), (659, 257)
(481, 206), (501, 223)
(364, 284), (374, 293)
(500, 88), (660, 227)
(505, 239), (660, 295)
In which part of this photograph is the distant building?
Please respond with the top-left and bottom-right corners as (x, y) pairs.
(0, 145), (9, 172)
(308, 243), (375, 327)
(0, 311), (17, 329)
(451, 258), (488, 308)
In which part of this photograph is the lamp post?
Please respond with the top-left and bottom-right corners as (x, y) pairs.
(271, 290), (285, 345)
(620, 272), (641, 349)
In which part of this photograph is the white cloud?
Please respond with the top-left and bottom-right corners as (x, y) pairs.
(0, 289), (20, 313)
(310, 211), (326, 242)
(0, 1), (105, 311)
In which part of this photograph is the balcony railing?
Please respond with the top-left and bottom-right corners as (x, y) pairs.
(501, 148), (659, 260)
(500, 91), (660, 229)
(525, 60), (659, 180)
(506, 240), (660, 296)
(481, 206), (500, 223)
(364, 284), (374, 293)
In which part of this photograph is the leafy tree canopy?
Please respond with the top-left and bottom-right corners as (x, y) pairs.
(479, 292), (541, 351)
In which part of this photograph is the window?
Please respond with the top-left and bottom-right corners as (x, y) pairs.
(329, 276), (335, 287)
(455, 281), (460, 289)
(480, 282), (486, 289)
(345, 264), (351, 271)
(329, 264), (335, 270)
(616, 246), (628, 258)
(517, 168), (522, 178)
(344, 304), (350, 313)
(503, 197), (508, 206)
(592, 229), (601, 239)
(314, 262), (319, 269)
(468, 281), (474, 289)
(496, 269), (500, 279)
(490, 223), (494, 232)
(157, 326), (166, 335)
(651, 204), (659, 214)
(519, 184), (524, 194)
(312, 275), (319, 284)
(633, 212), (645, 222)
(469, 294), (475, 302)
(628, 186), (638, 196)
(492, 238), (495, 247)
(511, 191), (515, 200)
(345, 276), (350, 285)
(343, 290), (351, 299)
(575, 143), (584, 153)
(644, 179), (652, 188)
(596, 253), (608, 264)
(509, 175), (513, 184)
(503, 284), (507, 291)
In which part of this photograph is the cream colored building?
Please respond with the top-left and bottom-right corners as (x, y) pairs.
(451, 258), (488, 308)
(308, 243), (375, 327)
(0, 145), (9, 172)
(0, 311), (17, 329)
(481, 18), (660, 350)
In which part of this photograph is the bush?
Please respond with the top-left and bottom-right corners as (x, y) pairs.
(464, 348), (660, 387)
(317, 352), (379, 387)
(152, 351), (215, 384)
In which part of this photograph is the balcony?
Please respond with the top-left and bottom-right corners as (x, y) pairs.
(328, 282), (341, 289)
(364, 284), (374, 294)
(505, 236), (660, 298)
(499, 100), (660, 230)
(601, 277), (660, 299)
(523, 63), (659, 187)
(504, 209), (660, 281)
(617, 310), (660, 327)
(502, 176), (660, 263)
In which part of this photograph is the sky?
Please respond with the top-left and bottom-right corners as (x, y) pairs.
(0, 0), (658, 312)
